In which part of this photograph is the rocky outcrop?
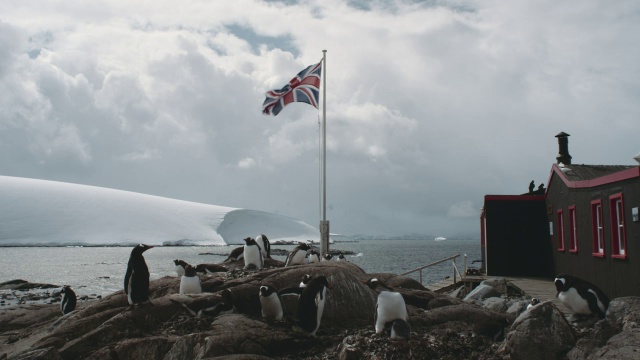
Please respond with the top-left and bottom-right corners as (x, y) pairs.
(6, 268), (639, 360)
(502, 300), (576, 360)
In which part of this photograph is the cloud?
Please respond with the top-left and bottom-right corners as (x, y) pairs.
(1, 0), (639, 237)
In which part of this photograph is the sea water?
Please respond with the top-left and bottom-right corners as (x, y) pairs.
(0, 239), (480, 298)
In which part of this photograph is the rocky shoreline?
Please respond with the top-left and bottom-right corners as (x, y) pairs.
(1, 259), (639, 360)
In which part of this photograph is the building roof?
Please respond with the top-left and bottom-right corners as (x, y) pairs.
(559, 164), (636, 182)
(551, 163), (640, 189)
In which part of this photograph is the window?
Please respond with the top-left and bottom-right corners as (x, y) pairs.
(610, 193), (627, 259)
(568, 205), (578, 253)
(557, 209), (565, 252)
(591, 200), (604, 257)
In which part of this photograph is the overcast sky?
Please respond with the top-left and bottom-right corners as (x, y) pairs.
(1, 0), (639, 238)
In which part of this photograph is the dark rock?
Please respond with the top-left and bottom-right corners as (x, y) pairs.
(503, 300), (576, 360)
(464, 284), (502, 302)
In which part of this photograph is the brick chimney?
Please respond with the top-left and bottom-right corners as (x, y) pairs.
(555, 132), (572, 165)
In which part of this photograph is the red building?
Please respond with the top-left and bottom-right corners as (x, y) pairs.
(481, 132), (640, 298)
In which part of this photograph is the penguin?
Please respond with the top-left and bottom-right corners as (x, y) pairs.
(364, 278), (408, 335)
(285, 242), (310, 267)
(387, 319), (411, 340)
(174, 259), (190, 277)
(224, 246), (244, 262)
(554, 274), (610, 319)
(294, 275), (332, 336)
(336, 253), (347, 262)
(527, 298), (540, 310)
(243, 237), (264, 270)
(60, 286), (77, 315)
(194, 263), (227, 275)
(322, 254), (333, 262)
(256, 234), (271, 259)
(179, 265), (202, 294)
(171, 289), (234, 318)
(299, 274), (312, 288)
(124, 244), (154, 306)
(259, 285), (284, 321)
(307, 250), (320, 264)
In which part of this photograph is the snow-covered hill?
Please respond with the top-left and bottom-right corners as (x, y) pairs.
(0, 176), (320, 246)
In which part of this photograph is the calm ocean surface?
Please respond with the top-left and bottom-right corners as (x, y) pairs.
(0, 239), (480, 298)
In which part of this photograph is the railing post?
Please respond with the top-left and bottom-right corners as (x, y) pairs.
(464, 254), (467, 275)
(419, 269), (423, 285)
(452, 260), (456, 284)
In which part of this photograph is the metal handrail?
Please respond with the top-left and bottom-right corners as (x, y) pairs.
(401, 254), (461, 285)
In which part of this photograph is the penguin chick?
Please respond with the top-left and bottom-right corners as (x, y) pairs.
(179, 265), (202, 294)
(527, 298), (540, 310)
(259, 285), (284, 321)
(224, 246), (245, 262)
(322, 254), (333, 262)
(124, 244), (154, 306)
(60, 286), (77, 315)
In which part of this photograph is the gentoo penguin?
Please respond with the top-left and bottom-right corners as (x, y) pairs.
(259, 285), (284, 321)
(554, 274), (610, 319)
(179, 265), (202, 294)
(299, 274), (312, 288)
(256, 234), (271, 259)
(285, 242), (311, 267)
(60, 286), (77, 315)
(243, 237), (264, 270)
(364, 278), (408, 335)
(336, 253), (347, 262)
(224, 246), (244, 262)
(307, 250), (320, 264)
(174, 259), (190, 277)
(296, 275), (332, 336)
(387, 319), (411, 340)
(170, 289), (234, 318)
(194, 263), (228, 275)
(527, 298), (540, 310)
(124, 244), (154, 306)
(322, 254), (333, 262)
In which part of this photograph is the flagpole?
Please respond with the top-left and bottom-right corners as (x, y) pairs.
(320, 50), (330, 257)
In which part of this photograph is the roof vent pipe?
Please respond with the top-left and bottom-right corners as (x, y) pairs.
(555, 132), (572, 165)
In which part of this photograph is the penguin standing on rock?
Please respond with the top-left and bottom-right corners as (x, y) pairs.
(336, 253), (347, 262)
(180, 265), (202, 294)
(364, 278), (409, 336)
(322, 254), (333, 262)
(285, 242), (310, 267)
(243, 237), (264, 270)
(307, 250), (320, 263)
(60, 286), (77, 315)
(295, 275), (332, 336)
(124, 244), (154, 306)
(256, 234), (271, 259)
(259, 285), (284, 321)
(174, 259), (190, 277)
(554, 274), (610, 319)
(527, 298), (540, 310)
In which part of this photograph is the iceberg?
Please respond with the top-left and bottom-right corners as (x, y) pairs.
(0, 176), (320, 246)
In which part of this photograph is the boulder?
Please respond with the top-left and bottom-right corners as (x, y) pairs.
(503, 300), (576, 360)
(480, 278), (509, 294)
(464, 284), (501, 302)
(483, 297), (508, 313)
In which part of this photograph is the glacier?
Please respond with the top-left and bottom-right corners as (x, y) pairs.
(0, 176), (320, 246)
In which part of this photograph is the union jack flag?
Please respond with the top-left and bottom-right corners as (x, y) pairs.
(262, 61), (322, 116)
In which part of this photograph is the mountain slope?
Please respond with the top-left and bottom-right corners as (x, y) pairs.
(0, 176), (319, 246)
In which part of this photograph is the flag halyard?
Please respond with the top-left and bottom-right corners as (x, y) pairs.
(262, 61), (322, 116)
